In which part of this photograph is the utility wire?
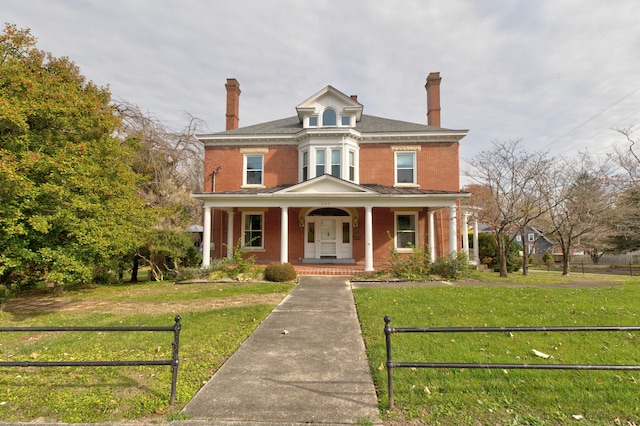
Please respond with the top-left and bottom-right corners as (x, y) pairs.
(542, 87), (640, 151)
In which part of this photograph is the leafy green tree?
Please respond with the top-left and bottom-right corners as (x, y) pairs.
(0, 24), (151, 292)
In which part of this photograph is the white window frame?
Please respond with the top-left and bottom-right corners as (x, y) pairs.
(527, 233), (535, 242)
(394, 212), (418, 252)
(242, 153), (264, 187)
(394, 151), (417, 186)
(242, 212), (264, 250)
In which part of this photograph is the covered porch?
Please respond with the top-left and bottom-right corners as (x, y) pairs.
(193, 175), (473, 271)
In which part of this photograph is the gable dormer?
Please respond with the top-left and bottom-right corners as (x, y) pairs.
(296, 86), (363, 129)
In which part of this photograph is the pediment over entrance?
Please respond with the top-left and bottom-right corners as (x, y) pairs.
(276, 175), (377, 195)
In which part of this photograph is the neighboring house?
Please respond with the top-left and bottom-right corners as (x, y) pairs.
(192, 73), (469, 271)
(514, 226), (554, 255)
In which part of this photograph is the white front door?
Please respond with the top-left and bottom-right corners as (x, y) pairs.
(304, 216), (353, 261)
(319, 219), (337, 258)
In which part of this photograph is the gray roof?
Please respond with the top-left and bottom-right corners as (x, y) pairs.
(199, 114), (464, 138)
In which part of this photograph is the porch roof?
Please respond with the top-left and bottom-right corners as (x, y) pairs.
(192, 175), (469, 209)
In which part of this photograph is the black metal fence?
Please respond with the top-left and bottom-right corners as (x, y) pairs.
(0, 315), (182, 405)
(384, 316), (640, 408)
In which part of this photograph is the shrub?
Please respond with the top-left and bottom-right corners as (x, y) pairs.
(432, 252), (471, 280)
(177, 267), (213, 282)
(264, 262), (297, 282)
(386, 232), (431, 281)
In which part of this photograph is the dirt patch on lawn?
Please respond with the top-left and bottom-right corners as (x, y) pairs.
(2, 293), (288, 316)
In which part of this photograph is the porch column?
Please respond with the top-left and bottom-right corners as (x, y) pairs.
(202, 206), (212, 268)
(364, 206), (374, 272)
(473, 217), (480, 264)
(280, 206), (289, 264)
(449, 206), (457, 255)
(428, 210), (436, 261)
(462, 212), (470, 256)
(226, 211), (234, 259)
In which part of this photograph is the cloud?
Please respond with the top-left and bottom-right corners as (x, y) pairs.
(3, 0), (639, 167)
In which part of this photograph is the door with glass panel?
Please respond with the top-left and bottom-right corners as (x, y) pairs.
(319, 219), (337, 258)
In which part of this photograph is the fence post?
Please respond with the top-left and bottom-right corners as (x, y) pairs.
(384, 316), (394, 409)
(169, 315), (182, 406)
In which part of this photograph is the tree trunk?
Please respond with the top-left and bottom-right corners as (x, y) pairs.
(495, 233), (509, 277)
(521, 231), (529, 276)
(131, 255), (140, 283)
(562, 246), (571, 276)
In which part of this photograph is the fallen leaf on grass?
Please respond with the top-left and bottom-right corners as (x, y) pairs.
(532, 349), (551, 359)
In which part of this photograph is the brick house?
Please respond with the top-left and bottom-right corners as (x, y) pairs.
(192, 73), (469, 271)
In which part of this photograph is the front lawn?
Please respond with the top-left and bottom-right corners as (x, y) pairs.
(353, 274), (640, 425)
(0, 281), (293, 423)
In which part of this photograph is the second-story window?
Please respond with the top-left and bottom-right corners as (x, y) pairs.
(331, 149), (341, 177)
(302, 151), (309, 181)
(395, 151), (416, 185)
(349, 150), (355, 181)
(316, 149), (326, 176)
(244, 154), (263, 186)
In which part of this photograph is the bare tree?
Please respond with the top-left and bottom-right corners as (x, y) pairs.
(608, 127), (640, 252)
(113, 102), (206, 281)
(539, 152), (614, 275)
(114, 101), (205, 228)
(466, 140), (552, 277)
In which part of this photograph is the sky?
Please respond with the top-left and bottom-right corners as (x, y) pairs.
(3, 0), (640, 177)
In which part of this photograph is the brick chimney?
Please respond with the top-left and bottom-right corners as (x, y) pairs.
(225, 78), (241, 130)
(425, 72), (441, 127)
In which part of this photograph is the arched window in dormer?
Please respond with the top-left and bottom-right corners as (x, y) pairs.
(322, 108), (337, 126)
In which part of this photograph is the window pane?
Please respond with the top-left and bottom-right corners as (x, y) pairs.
(246, 171), (262, 185)
(302, 151), (308, 181)
(309, 116), (318, 126)
(246, 155), (262, 169)
(316, 149), (325, 176)
(341, 116), (350, 126)
(396, 153), (415, 184)
(396, 214), (416, 249)
(244, 214), (263, 247)
(397, 169), (414, 184)
(307, 222), (315, 243)
(331, 149), (341, 177)
(349, 151), (355, 181)
(397, 232), (415, 248)
(397, 153), (414, 167)
(245, 155), (263, 185)
(397, 214), (415, 231)
(342, 222), (350, 243)
(322, 109), (337, 126)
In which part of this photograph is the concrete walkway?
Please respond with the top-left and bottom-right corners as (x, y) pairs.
(180, 275), (382, 425)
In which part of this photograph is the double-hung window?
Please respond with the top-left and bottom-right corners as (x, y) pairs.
(395, 152), (416, 185)
(348, 150), (355, 181)
(243, 213), (263, 249)
(302, 151), (309, 181)
(330, 149), (341, 177)
(395, 212), (417, 250)
(244, 154), (263, 186)
(315, 149), (326, 176)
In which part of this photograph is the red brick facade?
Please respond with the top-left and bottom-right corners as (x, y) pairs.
(195, 75), (468, 270)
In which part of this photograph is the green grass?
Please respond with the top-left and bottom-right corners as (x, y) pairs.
(0, 281), (292, 423)
(353, 277), (640, 425)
